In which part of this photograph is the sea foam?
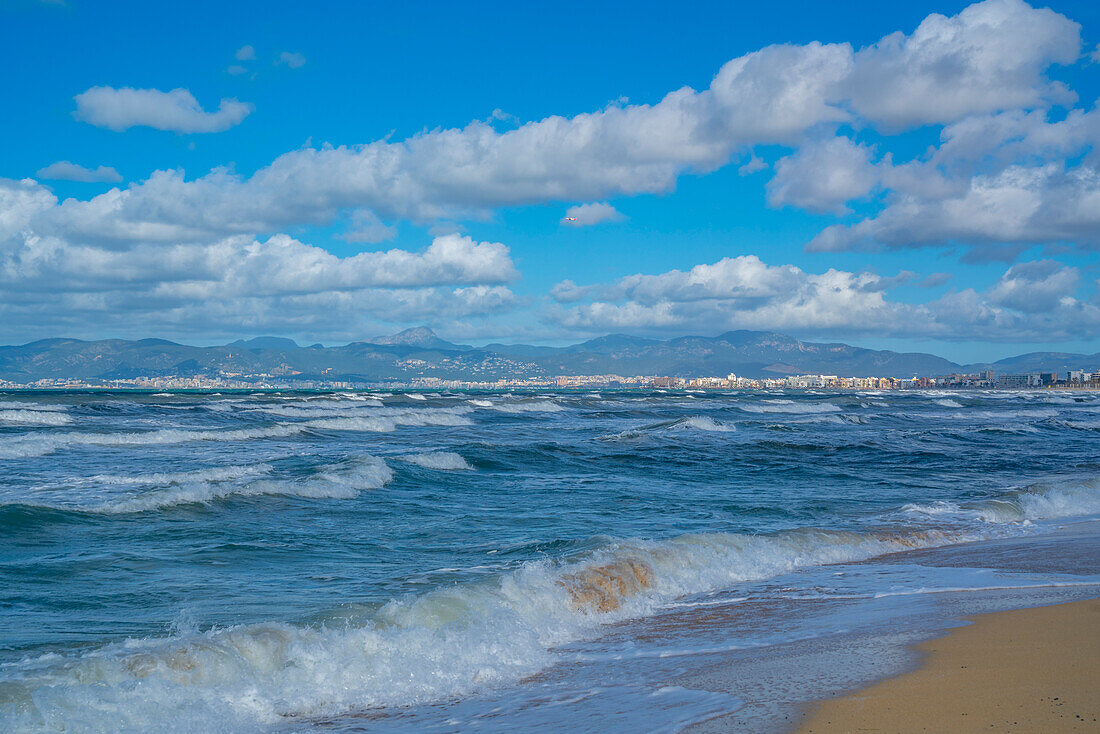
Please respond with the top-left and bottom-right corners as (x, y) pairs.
(6, 478), (1093, 731)
(401, 452), (474, 471)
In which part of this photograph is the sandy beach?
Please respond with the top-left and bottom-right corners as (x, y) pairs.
(798, 598), (1099, 733)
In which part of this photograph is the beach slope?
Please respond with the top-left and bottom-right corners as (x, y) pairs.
(799, 598), (1099, 733)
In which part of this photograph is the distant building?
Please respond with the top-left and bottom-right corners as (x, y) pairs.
(998, 373), (1037, 389)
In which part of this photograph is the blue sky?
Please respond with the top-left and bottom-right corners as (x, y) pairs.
(2, 0), (1099, 362)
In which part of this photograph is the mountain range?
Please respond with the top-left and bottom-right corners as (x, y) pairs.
(0, 328), (1096, 383)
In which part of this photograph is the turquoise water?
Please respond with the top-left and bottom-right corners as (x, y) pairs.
(1, 389), (1098, 732)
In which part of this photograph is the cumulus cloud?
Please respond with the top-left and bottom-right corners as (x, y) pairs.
(36, 161), (122, 183)
(767, 137), (877, 214)
(6, 1), (1097, 342)
(561, 202), (625, 227)
(342, 210), (397, 243)
(843, 0), (1079, 128)
(276, 51), (306, 68)
(30, 1), (1078, 249)
(74, 87), (252, 133)
(0, 182), (518, 338)
(226, 65), (248, 76)
(235, 45), (256, 61)
(548, 255), (1100, 342)
(985, 259), (1079, 312)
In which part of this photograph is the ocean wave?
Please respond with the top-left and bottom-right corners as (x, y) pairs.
(90, 464), (274, 487)
(0, 424), (304, 459)
(255, 400), (384, 417)
(1, 479), (1095, 730)
(0, 407), (475, 458)
(671, 416), (734, 432)
(601, 415), (734, 439)
(0, 409), (73, 426)
(738, 401), (841, 414)
(304, 407), (473, 432)
(490, 400), (565, 413)
(404, 393), (427, 401)
(32, 458), (393, 515)
(975, 424), (1039, 434)
(1048, 418), (1100, 431)
(0, 401), (68, 412)
(401, 452), (474, 471)
(901, 477), (1100, 523)
(934, 398), (962, 408)
(468, 399), (494, 407)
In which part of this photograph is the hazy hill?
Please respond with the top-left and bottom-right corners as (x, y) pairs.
(1, 328), (1096, 382)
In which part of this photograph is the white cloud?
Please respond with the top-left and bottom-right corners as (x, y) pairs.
(986, 259), (1079, 312)
(6, 1), (1097, 342)
(767, 137), (877, 214)
(0, 223), (519, 340)
(226, 65), (248, 76)
(843, 0), (1079, 128)
(276, 51), (306, 68)
(235, 45), (256, 61)
(561, 202), (624, 227)
(342, 210), (397, 243)
(74, 87), (252, 133)
(800, 106), (1100, 258)
(31, 1), (1078, 248)
(36, 161), (122, 183)
(738, 154), (766, 175)
(548, 254), (1100, 342)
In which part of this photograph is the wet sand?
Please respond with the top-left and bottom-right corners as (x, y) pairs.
(798, 598), (1099, 733)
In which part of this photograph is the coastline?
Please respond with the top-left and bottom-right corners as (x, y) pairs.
(797, 598), (1099, 733)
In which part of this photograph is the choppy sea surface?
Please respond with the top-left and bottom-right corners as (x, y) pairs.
(1, 389), (1098, 733)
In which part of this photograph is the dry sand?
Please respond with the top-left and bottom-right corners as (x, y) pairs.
(798, 598), (1099, 733)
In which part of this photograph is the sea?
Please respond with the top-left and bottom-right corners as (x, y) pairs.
(0, 389), (1098, 733)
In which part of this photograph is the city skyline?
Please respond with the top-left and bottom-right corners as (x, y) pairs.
(2, 0), (1100, 362)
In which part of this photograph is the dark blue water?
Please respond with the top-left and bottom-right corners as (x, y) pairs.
(0, 389), (1097, 732)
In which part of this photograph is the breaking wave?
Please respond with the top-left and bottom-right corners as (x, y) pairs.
(901, 477), (1100, 523)
(0, 409), (72, 426)
(0, 424), (305, 459)
(738, 401), (841, 414)
(671, 416), (734, 432)
(303, 406), (472, 432)
(0, 407), (474, 458)
(3, 478), (1094, 731)
(13, 458), (394, 515)
(490, 400), (565, 413)
(401, 452), (474, 471)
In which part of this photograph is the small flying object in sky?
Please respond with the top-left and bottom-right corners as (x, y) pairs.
(565, 217), (577, 221)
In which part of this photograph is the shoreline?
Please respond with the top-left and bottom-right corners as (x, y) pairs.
(796, 598), (1099, 733)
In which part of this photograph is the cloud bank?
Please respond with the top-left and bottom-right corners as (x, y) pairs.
(4, 0), (1098, 344)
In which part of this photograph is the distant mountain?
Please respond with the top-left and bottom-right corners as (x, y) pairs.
(0, 328), (1096, 383)
(226, 337), (300, 351)
(974, 351), (1100, 375)
(520, 331), (960, 379)
(363, 327), (468, 351)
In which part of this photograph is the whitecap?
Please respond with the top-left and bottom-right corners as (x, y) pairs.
(401, 452), (474, 471)
(0, 409), (73, 426)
